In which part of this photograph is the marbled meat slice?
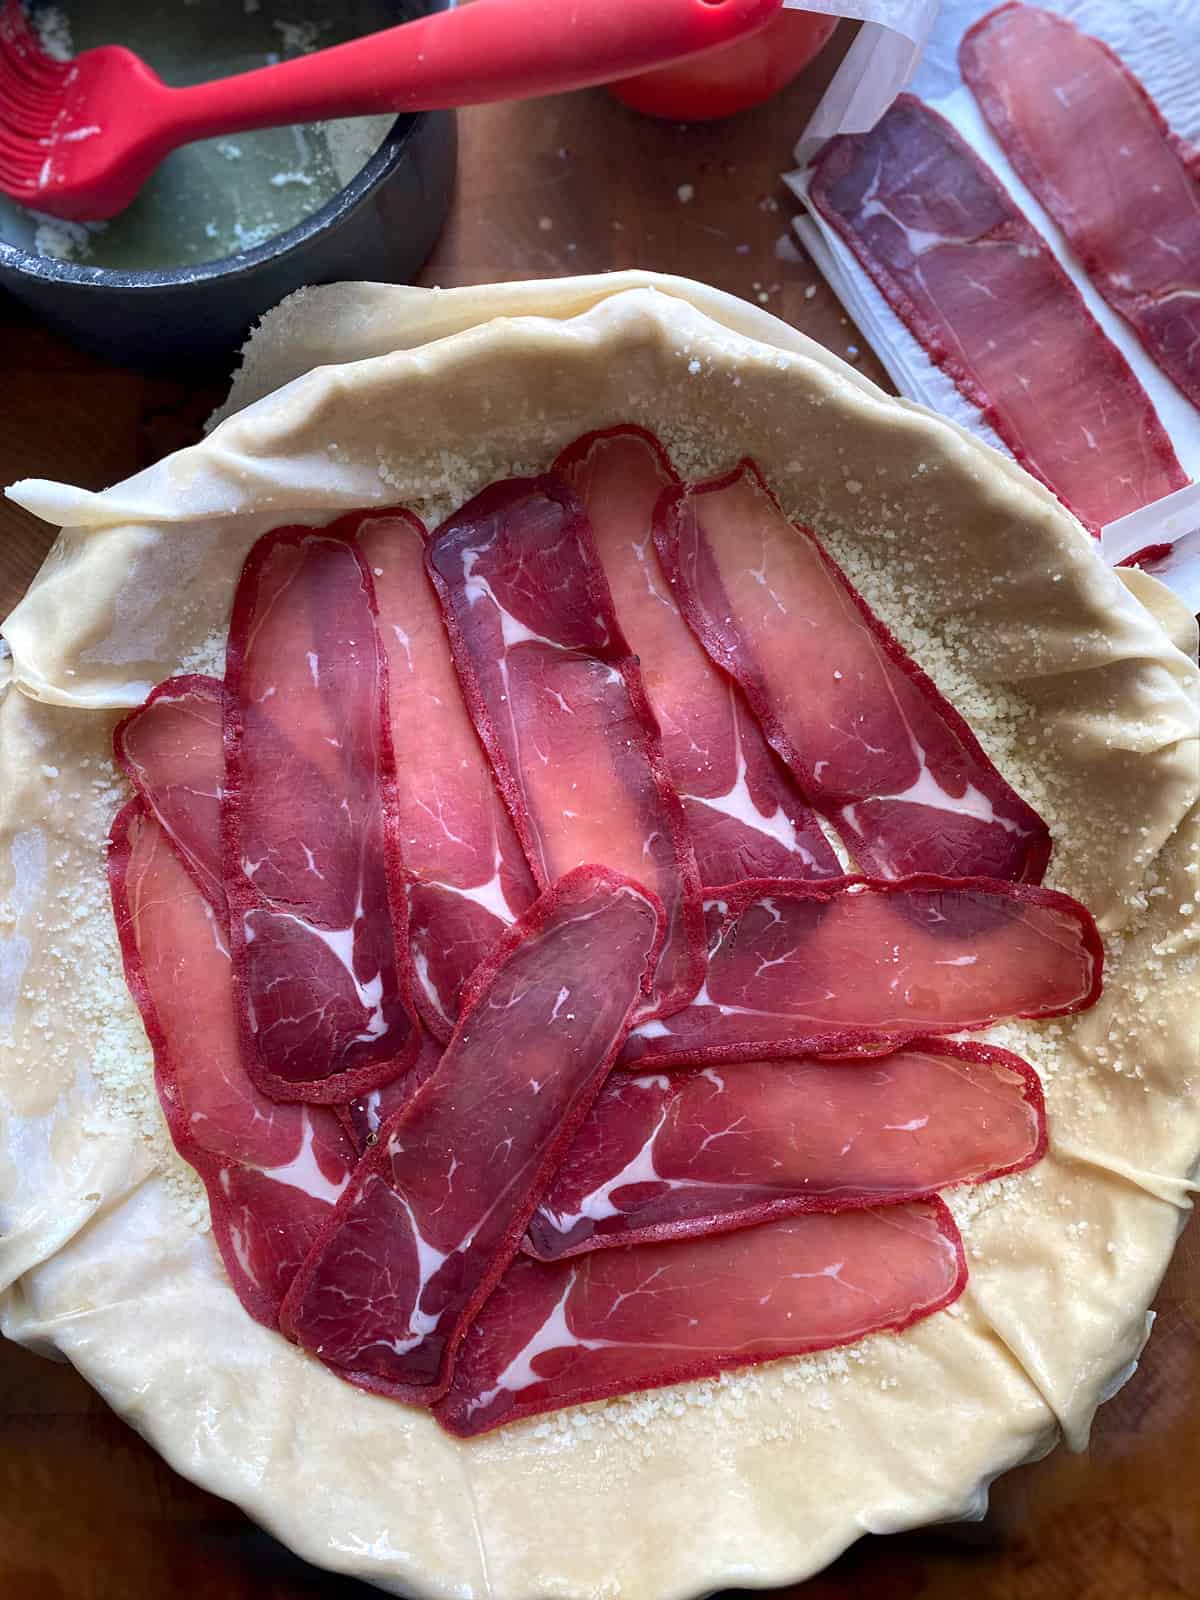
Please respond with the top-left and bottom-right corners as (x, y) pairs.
(656, 460), (1050, 881)
(114, 674), (226, 913)
(338, 1033), (444, 1155)
(223, 520), (421, 1103)
(108, 800), (356, 1328)
(526, 1039), (1044, 1259)
(356, 510), (537, 1038)
(555, 427), (841, 888)
(622, 876), (1101, 1068)
(280, 866), (663, 1404)
(115, 668), (445, 1126)
(437, 1199), (966, 1436)
(808, 95), (1187, 528)
(962, 4), (1200, 410)
(426, 474), (704, 1018)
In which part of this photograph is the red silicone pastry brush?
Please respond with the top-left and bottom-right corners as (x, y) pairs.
(0, 0), (783, 220)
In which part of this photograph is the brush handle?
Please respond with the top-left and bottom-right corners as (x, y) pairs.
(166, 0), (784, 141)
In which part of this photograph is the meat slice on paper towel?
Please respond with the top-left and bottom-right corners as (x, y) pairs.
(526, 1039), (1045, 1260)
(961, 3), (1200, 411)
(555, 426), (841, 888)
(436, 1200), (966, 1437)
(807, 95), (1187, 530)
(656, 459), (1050, 882)
(108, 800), (357, 1328)
(426, 474), (705, 1018)
(280, 866), (664, 1404)
(622, 876), (1102, 1069)
(223, 520), (421, 1104)
(114, 674), (227, 914)
(356, 510), (537, 1038)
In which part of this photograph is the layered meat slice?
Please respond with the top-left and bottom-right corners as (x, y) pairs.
(527, 1040), (1044, 1259)
(338, 1034), (444, 1155)
(108, 800), (357, 1328)
(356, 510), (537, 1037)
(437, 1200), (966, 1436)
(656, 460), (1050, 881)
(555, 427), (841, 888)
(426, 475), (705, 1017)
(280, 867), (663, 1404)
(108, 452), (1083, 1433)
(223, 521), (421, 1103)
(114, 675), (226, 913)
(808, 95), (1187, 528)
(622, 876), (1101, 1068)
(962, 3), (1200, 410)
(114, 670), (437, 1152)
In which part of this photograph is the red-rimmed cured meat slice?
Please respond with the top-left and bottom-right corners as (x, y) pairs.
(426, 475), (704, 1018)
(961, 4), (1200, 411)
(655, 460), (1050, 882)
(223, 521), (421, 1104)
(280, 866), (663, 1404)
(808, 95), (1187, 529)
(114, 674), (226, 913)
(356, 511), (537, 1038)
(526, 1039), (1044, 1260)
(338, 1034), (444, 1155)
(554, 428), (841, 889)
(114, 668), (445, 1144)
(621, 876), (1101, 1068)
(436, 1199), (966, 1437)
(107, 800), (357, 1328)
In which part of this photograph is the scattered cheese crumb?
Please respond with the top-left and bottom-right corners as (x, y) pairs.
(676, 183), (695, 204)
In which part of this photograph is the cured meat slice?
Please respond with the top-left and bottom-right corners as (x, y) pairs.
(961, 4), (1200, 410)
(338, 1034), (444, 1154)
(223, 521), (421, 1103)
(108, 800), (357, 1328)
(280, 866), (663, 1404)
(526, 1040), (1044, 1260)
(114, 674), (226, 913)
(622, 876), (1101, 1068)
(357, 511), (537, 1038)
(426, 475), (704, 1018)
(555, 428), (841, 888)
(656, 460), (1050, 882)
(808, 95), (1187, 529)
(436, 1199), (966, 1437)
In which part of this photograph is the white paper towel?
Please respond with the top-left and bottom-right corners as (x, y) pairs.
(785, 1), (1200, 609)
(786, 1), (940, 148)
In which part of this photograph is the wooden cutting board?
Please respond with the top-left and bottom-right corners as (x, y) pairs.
(1, 31), (1197, 1600)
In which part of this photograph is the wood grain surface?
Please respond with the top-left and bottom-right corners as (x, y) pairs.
(1, 27), (1197, 1600)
